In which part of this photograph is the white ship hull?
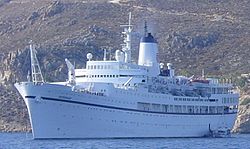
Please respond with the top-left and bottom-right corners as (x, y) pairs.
(15, 83), (237, 139)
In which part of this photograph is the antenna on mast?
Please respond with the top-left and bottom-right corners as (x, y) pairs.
(29, 40), (44, 84)
(128, 12), (131, 26)
(144, 20), (148, 37)
(120, 12), (133, 63)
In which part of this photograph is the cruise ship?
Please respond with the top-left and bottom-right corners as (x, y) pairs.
(15, 13), (239, 139)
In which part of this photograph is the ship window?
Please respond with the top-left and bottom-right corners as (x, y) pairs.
(97, 65), (100, 69)
(217, 106), (223, 114)
(94, 65), (96, 69)
(100, 65), (103, 69)
(195, 106), (199, 113)
(87, 66), (90, 69)
(187, 106), (194, 113)
(151, 104), (161, 112)
(104, 75), (106, 77)
(100, 75), (103, 77)
(175, 105), (182, 113)
(169, 105), (173, 112)
(209, 106), (216, 113)
(200, 106), (208, 113)
(137, 102), (150, 111)
(182, 105), (186, 113)
(212, 88), (216, 94)
(162, 105), (168, 112)
(90, 65), (93, 69)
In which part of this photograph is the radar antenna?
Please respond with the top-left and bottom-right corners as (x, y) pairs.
(29, 41), (44, 83)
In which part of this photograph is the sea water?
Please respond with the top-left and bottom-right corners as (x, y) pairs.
(0, 133), (249, 149)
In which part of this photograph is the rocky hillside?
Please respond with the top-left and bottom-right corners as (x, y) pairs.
(233, 75), (250, 133)
(0, 0), (250, 132)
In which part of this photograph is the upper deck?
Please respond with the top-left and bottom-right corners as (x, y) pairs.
(75, 60), (148, 85)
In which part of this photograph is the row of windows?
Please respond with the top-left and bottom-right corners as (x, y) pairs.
(174, 98), (218, 102)
(222, 97), (238, 104)
(173, 97), (218, 102)
(137, 102), (237, 114)
(87, 65), (118, 70)
(117, 90), (171, 99)
(76, 74), (119, 78)
(87, 64), (140, 70)
(211, 88), (230, 94)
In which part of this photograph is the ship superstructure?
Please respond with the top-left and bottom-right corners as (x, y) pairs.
(15, 13), (239, 139)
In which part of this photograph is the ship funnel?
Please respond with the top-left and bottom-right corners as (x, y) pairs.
(138, 32), (159, 76)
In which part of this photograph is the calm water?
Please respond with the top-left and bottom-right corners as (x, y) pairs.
(0, 133), (249, 149)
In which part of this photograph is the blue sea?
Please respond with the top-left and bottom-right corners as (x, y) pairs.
(0, 133), (249, 149)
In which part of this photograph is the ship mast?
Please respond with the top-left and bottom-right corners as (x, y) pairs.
(29, 41), (44, 83)
(120, 12), (133, 63)
(144, 20), (148, 37)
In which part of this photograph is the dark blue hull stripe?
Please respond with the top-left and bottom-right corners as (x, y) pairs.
(25, 96), (237, 116)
